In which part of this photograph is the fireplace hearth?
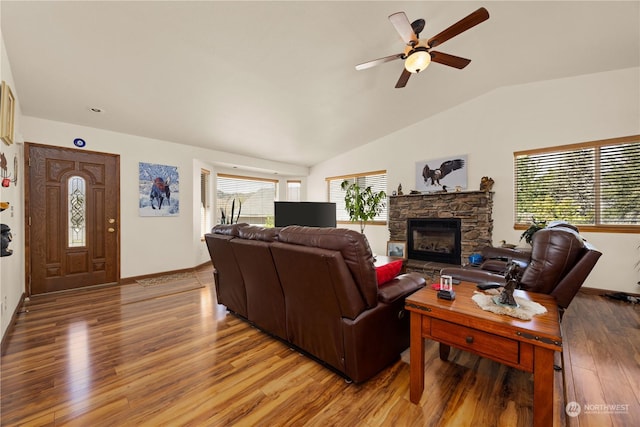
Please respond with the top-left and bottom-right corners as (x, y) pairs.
(408, 218), (461, 265)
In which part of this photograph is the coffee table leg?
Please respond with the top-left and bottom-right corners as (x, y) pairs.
(439, 343), (451, 361)
(533, 346), (555, 427)
(409, 311), (424, 404)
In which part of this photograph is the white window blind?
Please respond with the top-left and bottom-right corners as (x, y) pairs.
(287, 180), (301, 201)
(514, 136), (639, 229)
(217, 174), (278, 226)
(327, 170), (388, 222)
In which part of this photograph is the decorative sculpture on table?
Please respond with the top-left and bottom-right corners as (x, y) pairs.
(493, 261), (522, 307)
(438, 274), (456, 300)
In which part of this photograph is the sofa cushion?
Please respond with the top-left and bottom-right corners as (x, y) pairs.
(212, 223), (249, 236)
(375, 260), (403, 286)
(238, 225), (280, 242)
(277, 226), (378, 307)
(520, 228), (584, 295)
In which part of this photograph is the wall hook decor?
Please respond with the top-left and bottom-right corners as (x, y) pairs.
(0, 152), (11, 187)
(0, 152), (17, 187)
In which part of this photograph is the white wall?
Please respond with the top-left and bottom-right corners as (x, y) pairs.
(308, 67), (640, 294)
(20, 117), (308, 278)
(0, 35), (25, 338)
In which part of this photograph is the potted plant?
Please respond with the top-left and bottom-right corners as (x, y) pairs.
(220, 198), (242, 224)
(341, 180), (386, 233)
(520, 218), (546, 245)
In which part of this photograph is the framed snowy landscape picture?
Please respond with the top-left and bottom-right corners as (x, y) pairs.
(415, 155), (468, 193)
(139, 162), (180, 217)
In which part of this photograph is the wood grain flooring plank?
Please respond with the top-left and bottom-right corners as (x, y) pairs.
(2, 267), (638, 426)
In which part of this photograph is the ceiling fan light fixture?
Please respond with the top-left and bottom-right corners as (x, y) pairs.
(404, 46), (431, 73)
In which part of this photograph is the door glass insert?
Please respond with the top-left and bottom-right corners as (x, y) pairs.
(68, 176), (86, 247)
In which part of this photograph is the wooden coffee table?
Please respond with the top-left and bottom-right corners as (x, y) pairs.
(405, 282), (562, 427)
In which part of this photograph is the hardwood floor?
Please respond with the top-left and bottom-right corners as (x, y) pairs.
(1, 265), (638, 426)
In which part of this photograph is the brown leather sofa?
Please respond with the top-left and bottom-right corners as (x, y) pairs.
(205, 224), (426, 383)
(441, 223), (602, 316)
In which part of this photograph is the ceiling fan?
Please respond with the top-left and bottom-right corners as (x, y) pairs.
(356, 7), (490, 88)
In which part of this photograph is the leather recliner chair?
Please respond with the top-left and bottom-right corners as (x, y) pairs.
(441, 223), (602, 317)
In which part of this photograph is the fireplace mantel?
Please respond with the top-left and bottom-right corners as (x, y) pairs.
(388, 191), (493, 266)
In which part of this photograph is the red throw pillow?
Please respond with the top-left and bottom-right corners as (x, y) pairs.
(375, 260), (404, 286)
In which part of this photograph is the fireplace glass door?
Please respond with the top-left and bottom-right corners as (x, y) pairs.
(408, 218), (461, 265)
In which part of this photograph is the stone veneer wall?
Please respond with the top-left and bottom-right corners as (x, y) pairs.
(389, 191), (494, 264)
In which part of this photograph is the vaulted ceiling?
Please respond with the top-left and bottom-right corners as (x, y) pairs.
(2, 1), (639, 167)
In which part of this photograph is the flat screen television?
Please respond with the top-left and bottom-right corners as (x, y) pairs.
(274, 202), (337, 228)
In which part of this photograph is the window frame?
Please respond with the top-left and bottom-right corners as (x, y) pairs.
(514, 135), (640, 234)
(326, 170), (388, 226)
(216, 173), (279, 227)
(200, 168), (211, 239)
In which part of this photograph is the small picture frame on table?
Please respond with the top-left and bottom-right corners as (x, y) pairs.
(386, 241), (406, 258)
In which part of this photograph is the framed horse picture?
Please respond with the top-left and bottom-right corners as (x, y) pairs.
(139, 162), (179, 216)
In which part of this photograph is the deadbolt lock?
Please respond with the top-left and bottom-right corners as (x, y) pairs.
(108, 218), (116, 224)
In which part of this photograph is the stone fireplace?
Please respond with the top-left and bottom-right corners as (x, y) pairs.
(389, 191), (493, 278)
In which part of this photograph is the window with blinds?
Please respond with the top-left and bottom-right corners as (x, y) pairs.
(514, 135), (639, 231)
(200, 169), (211, 236)
(326, 170), (388, 223)
(287, 180), (301, 201)
(217, 174), (278, 226)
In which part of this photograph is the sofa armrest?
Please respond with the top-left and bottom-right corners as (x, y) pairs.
(481, 246), (531, 265)
(480, 259), (509, 273)
(440, 267), (505, 286)
(378, 272), (426, 304)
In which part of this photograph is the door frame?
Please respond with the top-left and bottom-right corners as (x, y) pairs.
(24, 142), (121, 296)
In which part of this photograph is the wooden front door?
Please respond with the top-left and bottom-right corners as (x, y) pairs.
(26, 143), (120, 295)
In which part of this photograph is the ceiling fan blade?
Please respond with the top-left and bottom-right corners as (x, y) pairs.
(355, 53), (404, 71)
(395, 69), (411, 88)
(389, 12), (418, 45)
(430, 51), (472, 69)
(411, 19), (426, 37)
(428, 7), (490, 49)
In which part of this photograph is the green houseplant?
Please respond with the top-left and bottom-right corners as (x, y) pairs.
(520, 218), (546, 245)
(341, 180), (386, 233)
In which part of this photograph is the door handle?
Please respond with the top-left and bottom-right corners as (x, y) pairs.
(108, 227), (115, 233)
